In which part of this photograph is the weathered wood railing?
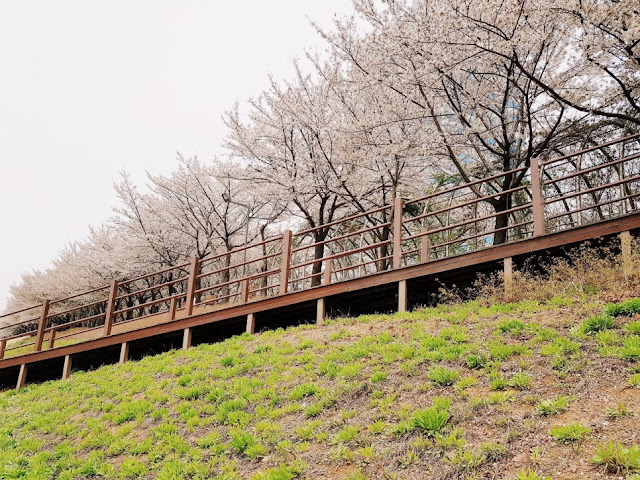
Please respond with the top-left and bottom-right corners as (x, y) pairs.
(1, 132), (639, 359)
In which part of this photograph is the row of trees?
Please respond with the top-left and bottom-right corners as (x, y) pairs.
(3, 0), (639, 319)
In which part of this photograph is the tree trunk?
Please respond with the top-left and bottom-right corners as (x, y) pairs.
(310, 229), (328, 287)
(493, 196), (512, 245)
(220, 253), (231, 303)
(377, 225), (391, 272)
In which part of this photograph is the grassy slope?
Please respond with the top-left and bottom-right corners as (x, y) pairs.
(1, 296), (640, 480)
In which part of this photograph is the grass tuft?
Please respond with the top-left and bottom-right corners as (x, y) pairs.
(549, 423), (591, 443)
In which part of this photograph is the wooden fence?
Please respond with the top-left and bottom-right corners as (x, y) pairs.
(1, 132), (639, 359)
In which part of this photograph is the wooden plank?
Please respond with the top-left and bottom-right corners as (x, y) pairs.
(2, 213), (639, 371)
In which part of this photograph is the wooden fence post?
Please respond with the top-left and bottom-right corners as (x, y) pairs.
(420, 229), (430, 264)
(398, 280), (408, 312)
(323, 260), (332, 285)
(279, 230), (292, 295)
(34, 300), (50, 352)
(169, 296), (178, 321)
(504, 257), (513, 293)
(16, 364), (27, 390)
(48, 328), (57, 350)
(182, 328), (192, 350)
(246, 313), (256, 334)
(316, 298), (326, 325)
(530, 157), (546, 236)
(119, 342), (130, 364)
(103, 280), (119, 337)
(240, 279), (249, 304)
(393, 196), (404, 269)
(185, 257), (200, 317)
(62, 355), (72, 380)
(0, 338), (6, 359)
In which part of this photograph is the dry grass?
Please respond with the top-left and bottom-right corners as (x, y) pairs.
(445, 238), (640, 305)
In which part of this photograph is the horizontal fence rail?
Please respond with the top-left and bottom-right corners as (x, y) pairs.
(1, 132), (639, 360)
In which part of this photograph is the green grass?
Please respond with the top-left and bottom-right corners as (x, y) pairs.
(549, 423), (591, 443)
(605, 298), (640, 317)
(428, 366), (460, 386)
(536, 396), (570, 416)
(2, 297), (640, 478)
(412, 400), (451, 435)
(606, 402), (635, 419)
(592, 441), (640, 473)
(579, 314), (615, 334)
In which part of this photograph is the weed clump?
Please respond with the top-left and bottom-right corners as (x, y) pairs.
(549, 423), (591, 443)
(428, 367), (460, 386)
(536, 396), (570, 416)
(606, 298), (640, 317)
(466, 354), (487, 369)
(592, 441), (640, 474)
(514, 470), (551, 480)
(622, 336), (640, 361)
(579, 314), (615, 334)
(605, 403), (635, 419)
(412, 397), (452, 435)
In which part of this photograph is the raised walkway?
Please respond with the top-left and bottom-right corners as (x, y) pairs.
(1, 133), (639, 388)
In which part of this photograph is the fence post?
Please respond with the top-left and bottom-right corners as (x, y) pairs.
(246, 313), (256, 334)
(185, 257), (200, 317)
(16, 364), (27, 390)
(240, 279), (249, 304)
(169, 296), (178, 321)
(530, 157), (546, 236)
(398, 280), (408, 312)
(103, 280), (119, 337)
(34, 299), (50, 352)
(393, 196), (404, 269)
(182, 328), (192, 350)
(504, 257), (514, 293)
(323, 259), (332, 285)
(0, 338), (6, 359)
(279, 230), (292, 295)
(316, 298), (326, 325)
(48, 328), (57, 350)
(119, 342), (130, 364)
(62, 355), (72, 380)
(420, 229), (430, 264)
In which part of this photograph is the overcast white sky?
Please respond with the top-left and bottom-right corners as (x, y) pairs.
(0, 1), (354, 311)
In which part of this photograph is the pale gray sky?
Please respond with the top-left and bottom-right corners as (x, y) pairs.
(0, 1), (353, 311)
